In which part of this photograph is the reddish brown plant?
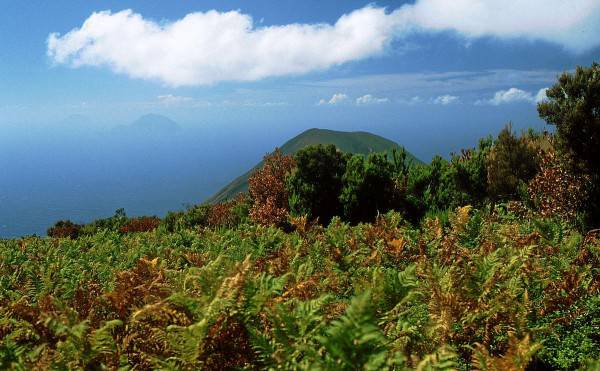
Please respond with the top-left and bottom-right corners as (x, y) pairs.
(119, 216), (161, 234)
(248, 148), (296, 227)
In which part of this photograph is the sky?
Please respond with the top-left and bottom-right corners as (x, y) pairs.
(1, 0), (600, 147)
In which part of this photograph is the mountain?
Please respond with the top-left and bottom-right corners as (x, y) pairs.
(112, 114), (180, 136)
(206, 128), (422, 204)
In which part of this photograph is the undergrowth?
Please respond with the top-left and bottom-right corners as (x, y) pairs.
(1, 205), (598, 370)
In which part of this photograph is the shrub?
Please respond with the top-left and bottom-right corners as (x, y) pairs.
(486, 124), (539, 201)
(287, 144), (349, 225)
(79, 208), (130, 235)
(162, 205), (212, 232)
(207, 194), (250, 228)
(340, 153), (397, 224)
(538, 62), (600, 227)
(528, 149), (589, 222)
(248, 149), (296, 227)
(47, 219), (82, 239)
(405, 156), (457, 222)
(450, 136), (492, 207)
(119, 216), (161, 234)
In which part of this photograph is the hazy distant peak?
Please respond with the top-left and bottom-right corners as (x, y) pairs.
(131, 114), (179, 129)
(113, 113), (180, 136)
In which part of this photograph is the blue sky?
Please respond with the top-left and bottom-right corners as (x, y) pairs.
(1, 0), (599, 144)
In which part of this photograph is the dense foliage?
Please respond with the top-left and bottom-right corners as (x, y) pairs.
(2, 207), (599, 369)
(248, 149), (296, 227)
(485, 125), (539, 201)
(282, 127), (548, 227)
(287, 144), (349, 225)
(538, 62), (600, 226)
(2, 63), (599, 370)
(340, 152), (397, 223)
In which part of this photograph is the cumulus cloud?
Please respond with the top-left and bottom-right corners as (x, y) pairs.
(318, 93), (348, 105)
(478, 87), (550, 105)
(433, 95), (459, 105)
(489, 88), (534, 105)
(402, 0), (600, 53)
(47, 2), (600, 86)
(356, 94), (389, 105)
(48, 7), (402, 86)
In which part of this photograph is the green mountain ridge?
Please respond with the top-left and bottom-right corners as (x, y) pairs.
(206, 128), (421, 204)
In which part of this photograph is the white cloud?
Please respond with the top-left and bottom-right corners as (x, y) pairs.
(433, 95), (459, 105)
(47, 2), (600, 86)
(478, 87), (550, 105)
(157, 94), (193, 104)
(535, 87), (549, 103)
(356, 94), (389, 105)
(318, 93), (348, 105)
(403, 0), (600, 53)
(488, 88), (534, 105)
(48, 7), (402, 86)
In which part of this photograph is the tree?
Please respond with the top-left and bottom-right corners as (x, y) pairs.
(538, 63), (600, 226)
(340, 153), (396, 224)
(287, 144), (349, 225)
(538, 63), (600, 176)
(450, 137), (493, 207)
(486, 124), (538, 201)
(405, 156), (457, 222)
(248, 149), (296, 227)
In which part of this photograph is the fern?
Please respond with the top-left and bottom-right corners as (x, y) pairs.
(90, 319), (122, 356)
(316, 292), (389, 370)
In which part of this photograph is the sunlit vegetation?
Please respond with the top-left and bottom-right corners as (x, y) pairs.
(2, 63), (599, 370)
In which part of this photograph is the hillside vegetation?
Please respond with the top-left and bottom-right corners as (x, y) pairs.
(2, 208), (599, 370)
(207, 128), (421, 204)
(1, 64), (599, 370)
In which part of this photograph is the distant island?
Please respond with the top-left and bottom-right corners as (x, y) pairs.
(111, 113), (181, 136)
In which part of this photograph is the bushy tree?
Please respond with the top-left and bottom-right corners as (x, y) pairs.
(287, 144), (349, 225)
(538, 62), (600, 226)
(340, 153), (396, 223)
(486, 124), (539, 201)
(248, 149), (296, 227)
(47, 220), (82, 239)
(450, 137), (493, 207)
(405, 156), (457, 221)
(162, 205), (212, 232)
(79, 208), (129, 235)
(538, 63), (600, 175)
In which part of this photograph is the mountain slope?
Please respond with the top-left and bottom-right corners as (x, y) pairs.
(206, 128), (421, 204)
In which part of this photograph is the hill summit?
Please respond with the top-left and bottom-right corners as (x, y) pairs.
(206, 128), (421, 204)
